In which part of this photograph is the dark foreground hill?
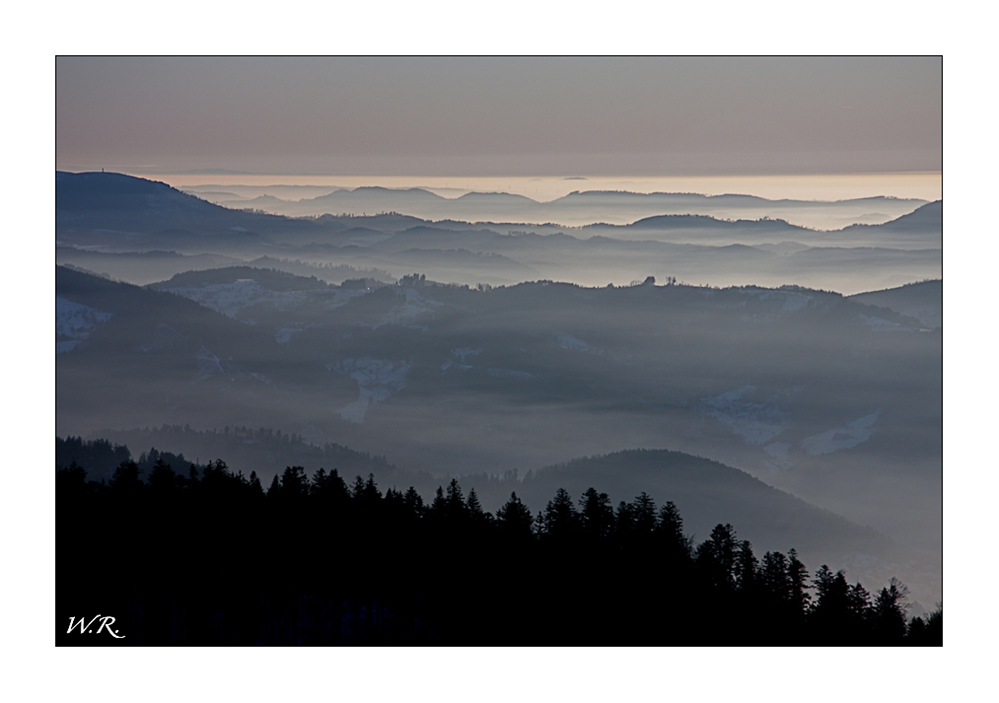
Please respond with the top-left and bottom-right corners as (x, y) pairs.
(57, 426), (933, 609)
(57, 430), (890, 564)
(56, 454), (939, 646)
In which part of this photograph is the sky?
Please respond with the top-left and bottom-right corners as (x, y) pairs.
(56, 56), (941, 183)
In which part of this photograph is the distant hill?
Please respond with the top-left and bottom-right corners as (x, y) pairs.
(56, 247), (245, 286)
(622, 213), (808, 233)
(840, 200), (941, 233)
(469, 448), (891, 560)
(238, 194), (291, 209)
(836, 201), (941, 248)
(849, 279), (942, 328)
(189, 178), (925, 230)
(150, 266), (331, 292)
(56, 171), (341, 249)
(70, 425), (416, 490)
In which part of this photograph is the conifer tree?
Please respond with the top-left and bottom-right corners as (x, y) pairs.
(787, 548), (810, 615)
(847, 582), (871, 622)
(631, 492), (657, 537)
(280, 466), (309, 498)
(109, 459), (143, 494)
(578, 487), (614, 541)
(697, 524), (738, 591)
(496, 492), (533, 538)
(466, 488), (484, 519)
(248, 471), (264, 497)
(403, 486), (425, 518)
(430, 486), (447, 515)
(267, 474), (281, 499)
(148, 457), (178, 494)
(735, 540), (758, 592)
(541, 488), (578, 540)
(655, 501), (690, 560)
(444, 479), (467, 520)
(762, 551), (790, 603)
(872, 577), (910, 643)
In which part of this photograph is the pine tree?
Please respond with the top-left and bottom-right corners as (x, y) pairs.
(847, 582), (871, 622)
(735, 540), (758, 593)
(466, 488), (484, 519)
(280, 466), (309, 499)
(762, 551), (790, 603)
(541, 488), (578, 540)
(444, 479), (467, 520)
(631, 492), (657, 537)
(872, 577), (910, 643)
(578, 487), (614, 541)
(248, 471), (264, 497)
(496, 492), (533, 538)
(655, 501), (690, 560)
(403, 486), (425, 518)
(697, 524), (738, 591)
(265, 473), (281, 501)
(429, 486), (446, 515)
(148, 457), (178, 494)
(787, 549), (810, 615)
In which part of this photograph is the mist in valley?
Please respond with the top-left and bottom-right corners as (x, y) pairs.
(55, 171), (942, 611)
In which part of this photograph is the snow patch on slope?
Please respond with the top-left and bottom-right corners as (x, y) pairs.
(163, 281), (363, 319)
(859, 314), (910, 333)
(56, 296), (113, 352)
(799, 410), (881, 455)
(762, 441), (794, 472)
(328, 358), (410, 423)
(702, 385), (791, 445)
(441, 347), (482, 371)
(488, 368), (535, 381)
(275, 327), (305, 344)
(194, 346), (226, 382)
(556, 333), (602, 354)
(738, 289), (813, 322)
(375, 288), (442, 328)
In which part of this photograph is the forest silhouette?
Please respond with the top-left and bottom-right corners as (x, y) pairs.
(56, 457), (941, 646)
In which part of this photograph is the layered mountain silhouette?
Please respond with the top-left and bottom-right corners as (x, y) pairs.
(184, 180), (927, 231)
(57, 172), (940, 294)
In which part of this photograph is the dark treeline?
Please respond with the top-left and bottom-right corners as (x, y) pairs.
(56, 429), (405, 488)
(56, 459), (941, 646)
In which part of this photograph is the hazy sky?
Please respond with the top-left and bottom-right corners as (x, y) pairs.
(56, 56), (941, 178)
